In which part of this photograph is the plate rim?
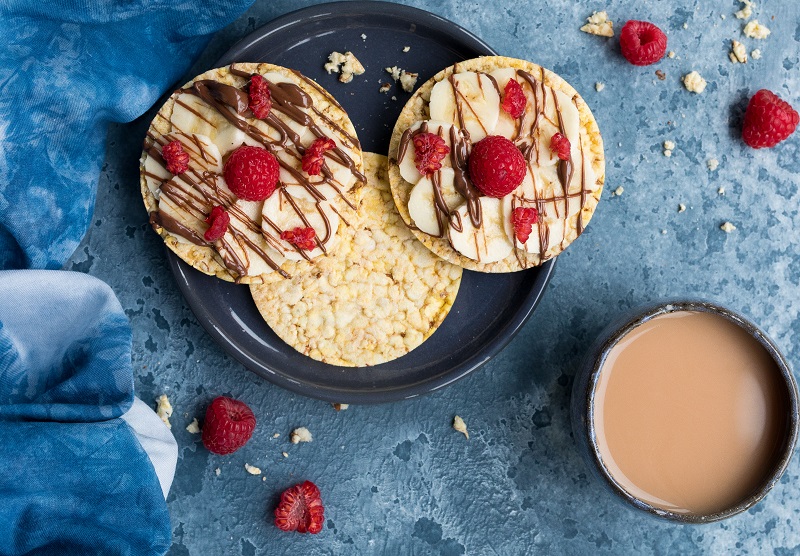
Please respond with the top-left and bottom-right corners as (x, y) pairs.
(165, 0), (557, 403)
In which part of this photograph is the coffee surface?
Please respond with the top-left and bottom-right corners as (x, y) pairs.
(594, 310), (789, 515)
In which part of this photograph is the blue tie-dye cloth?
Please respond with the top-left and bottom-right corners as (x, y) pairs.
(0, 0), (253, 269)
(0, 2), (255, 554)
(0, 271), (171, 555)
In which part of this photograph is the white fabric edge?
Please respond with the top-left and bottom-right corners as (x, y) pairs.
(121, 397), (178, 499)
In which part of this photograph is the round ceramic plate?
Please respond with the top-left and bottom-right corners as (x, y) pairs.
(165, 1), (556, 403)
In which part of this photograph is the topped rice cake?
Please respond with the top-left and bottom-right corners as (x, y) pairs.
(140, 63), (365, 284)
(388, 55), (605, 272)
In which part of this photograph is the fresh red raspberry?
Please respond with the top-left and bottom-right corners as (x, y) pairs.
(204, 205), (230, 242)
(501, 79), (527, 119)
(512, 206), (539, 244)
(248, 74), (272, 119)
(274, 481), (325, 534)
(201, 396), (256, 455)
(162, 140), (190, 174)
(742, 89), (799, 149)
(549, 133), (571, 161)
(413, 132), (450, 175)
(467, 135), (526, 198)
(223, 145), (279, 201)
(280, 227), (317, 251)
(301, 138), (336, 176)
(619, 21), (667, 66)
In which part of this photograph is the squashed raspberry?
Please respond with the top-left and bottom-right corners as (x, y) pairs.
(413, 132), (450, 175)
(162, 140), (190, 174)
(512, 206), (539, 244)
(248, 74), (272, 119)
(281, 227), (317, 251)
(301, 138), (336, 176)
(274, 481), (325, 534)
(467, 135), (526, 198)
(742, 89), (799, 149)
(223, 145), (279, 201)
(204, 205), (230, 242)
(501, 79), (527, 119)
(201, 396), (256, 455)
(619, 21), (667, 66)
(549, 133), (571, 161)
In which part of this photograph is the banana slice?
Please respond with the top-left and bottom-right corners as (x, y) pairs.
(171, 93), (261, 155)
(429, 72), (500, 142)
(407, 168), (465, 236)
(249, 72), (317, 146)
(262, 185), (340, 261)
(489, 68), (519, 140)
(223, 198), (286, 276)
(398, 120), (462, 185)
(165, 132), (223, 174)
(143, 153), (171, 198)
(277, 136), (358, 194)
(448, 197), (513, 263)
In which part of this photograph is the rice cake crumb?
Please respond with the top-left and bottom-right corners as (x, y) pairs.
(399, 70), (419, 92)
(663, 140), (675, 157)
(682, 71), (707, 94)
(707, 158), (719, 171)
(325, 51), (366, 83)
(612, 186), (624, 196)
(721, 222), (737, 233)
(453, 416), (469, 439)
(403, 46), (411, 52)
(333, 403), (349, 411)
(678, 204), (686, 213)
(735, 0), (754, 20)
(751, 49), (762, 59)
(291, 427), (313, 444)
(186, 418), (200, 434)
(215, 468), (221, 476)
(730, 40), (748, 63)
(244, 463), (262, 475)
(156, 394), (173, 429)
(580, 11), (614, 37)
(718, 187), (726, 195)
(282, 452), (289, 458)
(668, 51), (676, 59)
(743, 20), (770, 39)
(595, 82), (605, 92)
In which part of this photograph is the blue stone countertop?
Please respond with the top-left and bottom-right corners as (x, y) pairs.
(68, 0), (800, 554)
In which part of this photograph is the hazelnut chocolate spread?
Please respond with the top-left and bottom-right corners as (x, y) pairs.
(145, 65), (363, 281)
(397, 67), (588, 265)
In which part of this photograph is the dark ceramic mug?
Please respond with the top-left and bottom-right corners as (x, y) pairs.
(570, 300), (799, 523)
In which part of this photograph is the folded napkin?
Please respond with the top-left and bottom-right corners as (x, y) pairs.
(0, 270), (178, 555)
(0, 0), (254, 269)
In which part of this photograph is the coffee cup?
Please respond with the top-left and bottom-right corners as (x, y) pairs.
(571, 300), (799, 523)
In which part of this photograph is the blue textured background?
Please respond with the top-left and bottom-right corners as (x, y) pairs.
(67, 0), (800, 553)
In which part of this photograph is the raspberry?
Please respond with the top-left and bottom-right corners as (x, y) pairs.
(742, 89), (799, 149)
(512, 206), (539, 244)
(501, 79), (527, 119)
(248, 74), (272, 119)
(274, 481), (325, 534)
(467, 135), (526, 198)
(201, 396), (256, 455)
(204, 205), (230, 242)
(549, 133), (571, 161)
(281, 227), (317, 251)
(223, 145), (279, 201)
(301, 137), (336, 176)
(619, 21), (667, 66)
(162, 140), (189, 174)
(413, 132), (450, 175)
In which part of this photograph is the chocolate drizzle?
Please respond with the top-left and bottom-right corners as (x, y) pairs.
(144, 65), (365, 280)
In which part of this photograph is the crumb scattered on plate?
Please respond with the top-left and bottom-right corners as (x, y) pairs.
(361, 33), (367, 40)
(325, 51), (366, 83)
(682, 71), (707, 94)
(291, 427), (313, 444)
(721, 222), (737, 233)
(156, 394), (173, 429)
(186, 418), (200, 434)
(402, 46), (410, 52)
(580, 11), (614, 37)
(245, 463), (262, 475)
(379, 82), (391, 94)
(453, 415), (469, 439)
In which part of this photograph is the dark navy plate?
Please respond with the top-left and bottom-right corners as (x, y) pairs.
(166, 1), (556, 403)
